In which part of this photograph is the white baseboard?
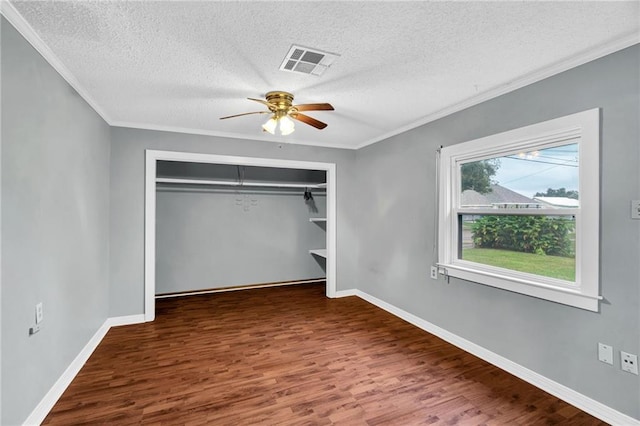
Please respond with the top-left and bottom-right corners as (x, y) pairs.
(106, 314), (146, 327)
(334, 289), (357, 298)
(23, 315), (146, 426)
(354, 290), (640, 426)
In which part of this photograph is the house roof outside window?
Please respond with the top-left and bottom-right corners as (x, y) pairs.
(533, 196), (580, 208)
(461, 184), (541, 209)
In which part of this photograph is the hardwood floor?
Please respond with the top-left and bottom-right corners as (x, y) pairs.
(44, 284), (605, 425)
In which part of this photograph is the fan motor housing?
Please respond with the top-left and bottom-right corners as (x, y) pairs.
(265, 91), (294, 113)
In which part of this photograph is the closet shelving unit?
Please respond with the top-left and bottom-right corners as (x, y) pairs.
(308, 184), (327, 259)
(156, 176), (329, 259)
(309, 214), (327, 259)
(308, 248), (327, 258)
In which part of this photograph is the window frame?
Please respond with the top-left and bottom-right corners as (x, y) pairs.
(438, 109), (600, 311)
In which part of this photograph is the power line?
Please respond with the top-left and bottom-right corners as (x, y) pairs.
(500, 163), (565, 185)
(536, 154), (578, 163)
(504, 156), (578, 167)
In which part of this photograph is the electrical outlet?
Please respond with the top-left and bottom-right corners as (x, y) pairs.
(35, 302), (43, 324)
(598, 343), (613, 365)
(621, 351), (638, 375)
(29, 324), (40, 335)
(632, 200), (640, 219)
(430, 266), (438, 280)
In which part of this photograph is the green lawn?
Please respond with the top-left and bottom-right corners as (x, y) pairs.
(462, 248), (575, 281)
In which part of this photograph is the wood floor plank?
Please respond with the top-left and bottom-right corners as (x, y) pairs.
(43, 284), (606, 425)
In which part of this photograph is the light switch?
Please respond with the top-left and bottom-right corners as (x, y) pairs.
(598, 343), (613, 365)
(35, 302), (43, 324)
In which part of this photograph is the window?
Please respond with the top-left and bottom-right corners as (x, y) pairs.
(438, 109), (600, 311)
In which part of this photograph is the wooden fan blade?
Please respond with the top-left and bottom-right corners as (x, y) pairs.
(294, 103), (334, 112)
(247, 97), (272, 107)
(291, 113), (328, 129)
(220, 111), (270, 120)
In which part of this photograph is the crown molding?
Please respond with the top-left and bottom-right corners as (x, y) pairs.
(110, 121), (355, 150)
(1, 0), (112, 123)
(356, 32), (640, 150)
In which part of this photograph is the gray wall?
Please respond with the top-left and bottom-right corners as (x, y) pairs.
(110, 128), (357, 316)
(156, 188), (326, 293)
(355, 45), (640, 419)
(1, 18), (111, 426)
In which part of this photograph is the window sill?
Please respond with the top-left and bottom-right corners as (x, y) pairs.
(438, 262), (601, 312)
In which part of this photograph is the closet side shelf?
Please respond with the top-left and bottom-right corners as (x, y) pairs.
(309, 249), (327, 258)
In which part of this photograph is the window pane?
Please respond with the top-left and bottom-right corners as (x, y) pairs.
(460, 143), (579, 209)
(459, 214), (576, 282)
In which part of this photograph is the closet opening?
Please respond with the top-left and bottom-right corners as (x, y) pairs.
(144, 150), (337, 321)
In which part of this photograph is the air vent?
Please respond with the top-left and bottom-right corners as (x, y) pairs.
(279, 45), (339, 77)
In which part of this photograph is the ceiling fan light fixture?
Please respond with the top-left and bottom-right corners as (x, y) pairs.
(262, 114), (295, 136)
(221, 90), (332, 135)
(262, 117), (277, 134)
(279, 115), (295, 135)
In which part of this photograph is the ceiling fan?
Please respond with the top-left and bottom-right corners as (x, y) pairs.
(220, 91), (334, 136)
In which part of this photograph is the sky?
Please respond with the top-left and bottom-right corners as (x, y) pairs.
(491, 142), (579, 198)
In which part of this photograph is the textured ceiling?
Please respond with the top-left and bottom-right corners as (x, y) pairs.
(6, 1), (640, 149)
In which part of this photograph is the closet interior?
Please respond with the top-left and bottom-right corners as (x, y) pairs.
(155, 160), (327, 296)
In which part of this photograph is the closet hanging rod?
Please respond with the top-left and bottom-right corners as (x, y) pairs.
(156, 177), (327, 189)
